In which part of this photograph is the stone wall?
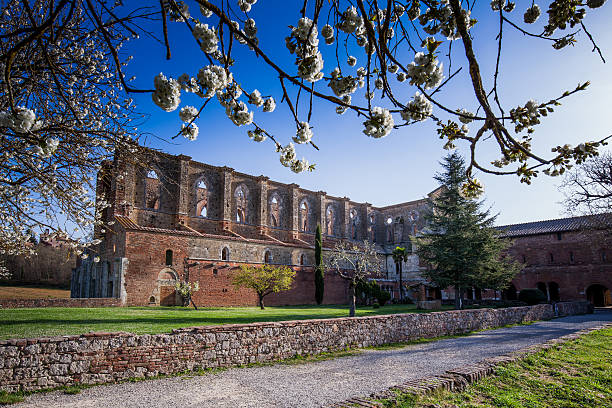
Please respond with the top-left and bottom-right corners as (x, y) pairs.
(0, 298), (121, 309)
(0, 301), (591, 392)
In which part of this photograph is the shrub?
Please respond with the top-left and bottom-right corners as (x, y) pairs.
(518, 288), (547, 305)
(372, 302), (380, 309)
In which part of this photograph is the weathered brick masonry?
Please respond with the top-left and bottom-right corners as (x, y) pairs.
(0, 301), (591, 392)
(0, 298), (120, 309)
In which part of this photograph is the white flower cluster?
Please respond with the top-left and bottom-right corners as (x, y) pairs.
(523, 4), (541, 23)
(248, 128), (267, 142)
(286, 18), (324, 82)
(33, 138), (60, 158)
(401, 92), (433, 122)
(0, 107), (43, 133)
(169, 1), (190, 22)
(510, 99), (542, 133)
(279, 143), (296, 167)
(363, 107), (394, 138)
(225, 101), (253, 126)
(321, 24), (334, 44)
(291, 158), (310, 173)
(490, 0), (505, 11)
(337, 6), (365, 35)
(328, 68), (359, 98)
(181, 123), (199, 141)
(178, 73), (200, 93)
(419, 0), (473, 40)
(456, 108), (474, 124)
(263, 97), (276, 112)
(197, 65), (232, 98)
(244, 18), (257, 39)
(248, 89), (264, 106)
(193, 23), (218, 54)
(238, 0), (257, 13)
(179, 106), (198, 122)
(152, 73), (181, 112)
(406, 52), (444, 90)
(293, 122), (313, 144)
(200, 4), (213, 17)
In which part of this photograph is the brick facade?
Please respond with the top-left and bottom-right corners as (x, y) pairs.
(72, 150), (438, 306)
(499, 216), (612, 306)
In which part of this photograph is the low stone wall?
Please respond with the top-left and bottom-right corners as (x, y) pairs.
(0, 298), (121, 309)
(0, 301), (591, 392)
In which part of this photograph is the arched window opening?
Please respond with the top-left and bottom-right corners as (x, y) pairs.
(350, 209), (358, 240)
(300, 201), (309, 232)
(300, 254), (306, 266)
(165, 249), (173, 266)
(221, 247), (229, 261)
(269, 193), (281, 228)
(326, 206), (335, 236)
(264, 250), (272, 264)
(587, 284), (611, 307)
(235, 184), (249, 224)
(145, 169), (161, 210)
(196, 179), (208, 218)
(548, 282), (560, 302)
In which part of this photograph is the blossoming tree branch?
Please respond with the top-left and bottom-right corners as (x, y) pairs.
(0, 0), (609, 257)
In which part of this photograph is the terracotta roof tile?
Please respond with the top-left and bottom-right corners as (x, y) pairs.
(496, 212), (612, 237)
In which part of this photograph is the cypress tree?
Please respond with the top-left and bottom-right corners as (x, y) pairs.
(314, 224), (324, 305)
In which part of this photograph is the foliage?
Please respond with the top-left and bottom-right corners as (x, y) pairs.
(561, 152), (612, 215)
(232, 264), (296, 309)
(0, 0), (152, 257)
(315, 224), (324, 305)
(518, 288), (548, 305)
(174, 280), (200, 307)
(324, 240), (382, 316)
(416, 153), (522, 309)
(356, 279), (391, 306)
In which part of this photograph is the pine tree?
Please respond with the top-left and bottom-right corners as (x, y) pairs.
(416, 153), (521, 309)
(314, 224), (324, 305)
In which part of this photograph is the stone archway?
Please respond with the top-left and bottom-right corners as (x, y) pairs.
(152, 268), (179, 306)
(586, 284), (611, 307)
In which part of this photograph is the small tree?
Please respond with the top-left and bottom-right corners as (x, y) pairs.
(391, 246), (410, 301)
(314, 224), (324, 305)
(232, 264), (296, 309)
(175, 280), (200, 307)
(324, 240), (381, 317)
(416, 153), (521, 310)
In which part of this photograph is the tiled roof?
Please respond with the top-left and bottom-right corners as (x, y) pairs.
(496, 213), (612, 237)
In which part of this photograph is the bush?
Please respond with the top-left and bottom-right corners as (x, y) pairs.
(372, 302), (380, 309)
(356, 279), (391, 306)
(376, 290), (391, 307)
(518, 288), (547, 305)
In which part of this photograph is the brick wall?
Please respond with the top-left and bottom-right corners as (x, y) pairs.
(0, 298), (121, 309)
(0, 301), (591, 392)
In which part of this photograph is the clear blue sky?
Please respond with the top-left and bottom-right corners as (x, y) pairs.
(122, 1), (611, 226)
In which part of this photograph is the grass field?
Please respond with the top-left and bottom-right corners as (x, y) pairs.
(0, 303), (454, 340)
(0, 284), (70, 299)
(380, 327), (612, 407)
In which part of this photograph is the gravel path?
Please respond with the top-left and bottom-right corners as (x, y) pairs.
(15, 310), (612, 408)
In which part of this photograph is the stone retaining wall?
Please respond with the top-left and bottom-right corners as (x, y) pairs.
(0, 298), (121, 309)
(0, 301), (592, 392)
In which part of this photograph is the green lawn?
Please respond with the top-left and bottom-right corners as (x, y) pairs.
(380, 327), (612, 407)
(0, 304), (453, 340)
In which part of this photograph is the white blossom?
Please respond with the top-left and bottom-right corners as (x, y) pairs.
(197, 65), (232, 98)
(193, 23), (218, 54)
(152, 73), (181, 112)
(200, 4), (213, 17)
(291, 158), (310, 173)
(363, 107), (394, 138)
(226, 101), (253, 126)
(181, 123), (199, 140)
(328, 75), (358, 97)
(321, 24), (334, 39)
(263, 97), (276, 112)
(0, 106), (43, 133)
(523, 5), (541, 23)
(297, 51), (324, 82)
(248, 89), (264, 106)
(456, 108), (474, 124)
(401, 92), (433, 122)
(177, 73), (200, 93)
(179, 106), (199, 122)
(406, 52), (444, 89)
(347, 56), (357, 66)
(279, 143), (297, 167)
(244, 18), (257, 39)
(248, 128), (267, 142)
(337, 6), (364, 35)
(293, 122), (313, 144)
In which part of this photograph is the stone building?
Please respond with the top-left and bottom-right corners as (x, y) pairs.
(71, 149), (436, 306)
(499, 214), (612, 306)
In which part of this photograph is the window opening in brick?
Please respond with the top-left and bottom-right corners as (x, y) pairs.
(165, 249), (173, 266)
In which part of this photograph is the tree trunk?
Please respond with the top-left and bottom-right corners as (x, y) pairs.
(398, 262), (403, 301)
(258, 293), (265, 310)
(349, 281), (356, 317)
(454, 286), (463, 310)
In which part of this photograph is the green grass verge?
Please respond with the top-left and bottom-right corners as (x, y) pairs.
(0, 303), (454, 340)
(379, 327), (612, 407)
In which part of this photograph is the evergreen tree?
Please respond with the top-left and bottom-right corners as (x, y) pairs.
(314, 224), (324, 305)
(416, 153), (521, 310)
